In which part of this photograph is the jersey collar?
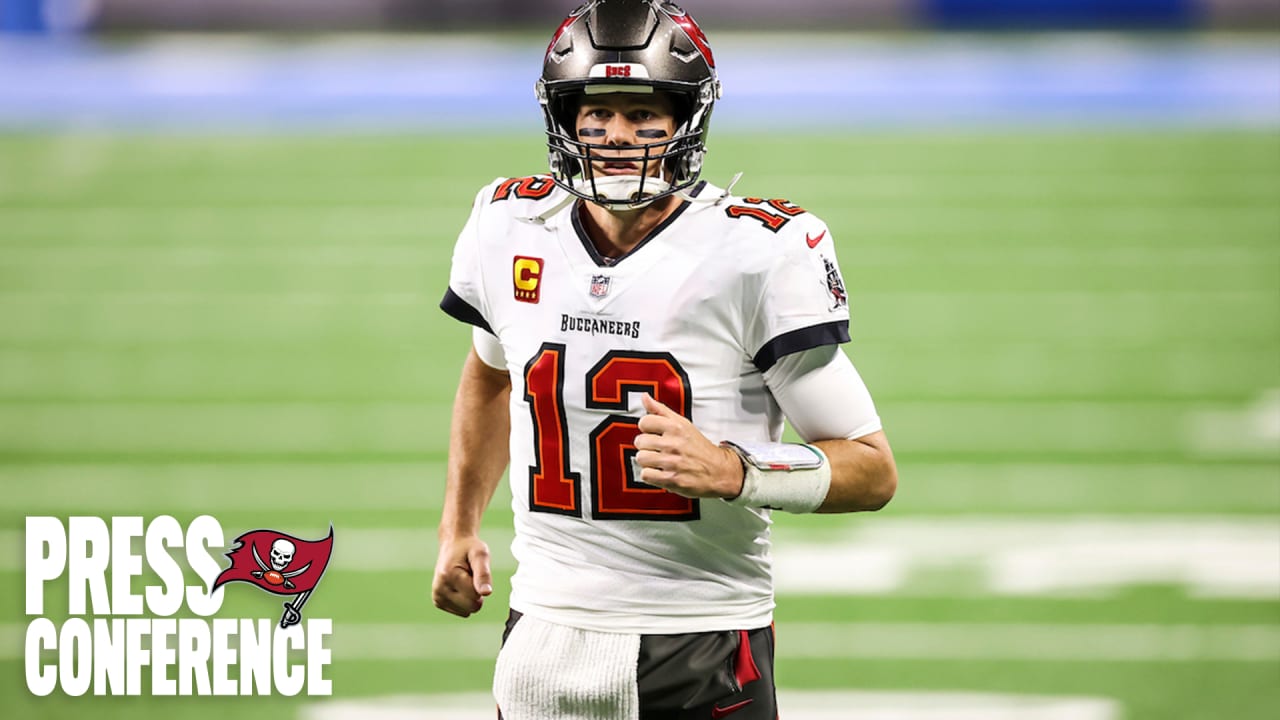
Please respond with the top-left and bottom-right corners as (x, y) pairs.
(571, 181), (707, 268)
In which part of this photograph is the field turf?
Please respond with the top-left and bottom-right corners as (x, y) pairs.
(0, 130), (1277, 719)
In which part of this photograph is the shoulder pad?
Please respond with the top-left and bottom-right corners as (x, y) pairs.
(720, 195), (829, 249)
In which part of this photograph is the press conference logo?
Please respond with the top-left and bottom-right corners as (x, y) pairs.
(24, 516), (335, 697)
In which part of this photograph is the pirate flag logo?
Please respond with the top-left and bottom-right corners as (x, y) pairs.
(214, 527), (334, 629)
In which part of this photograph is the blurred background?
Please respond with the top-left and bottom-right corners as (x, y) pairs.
(1, 1), (1278, 719)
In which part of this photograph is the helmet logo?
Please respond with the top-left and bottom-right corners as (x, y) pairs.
(588, 63), (650, 79)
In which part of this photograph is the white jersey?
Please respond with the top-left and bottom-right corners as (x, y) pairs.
(443, 176), (869, 634)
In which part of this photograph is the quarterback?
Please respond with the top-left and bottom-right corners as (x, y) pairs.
(432, 1), (898, 718)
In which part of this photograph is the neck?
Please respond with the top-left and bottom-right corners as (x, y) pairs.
(578, 194), (682, 260)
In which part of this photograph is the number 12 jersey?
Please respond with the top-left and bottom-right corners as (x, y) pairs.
(441, 177), (875, 634)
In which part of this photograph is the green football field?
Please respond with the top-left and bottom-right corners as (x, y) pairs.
(1, 130), (1277, 719)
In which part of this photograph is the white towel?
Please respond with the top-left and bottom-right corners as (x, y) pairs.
(493, 614), (641, 720)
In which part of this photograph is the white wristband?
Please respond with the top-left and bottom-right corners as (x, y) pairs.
(721, 441), (832, 513)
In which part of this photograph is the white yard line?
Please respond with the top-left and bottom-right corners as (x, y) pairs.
(0, 208), (440, 238)
(1, 462), (1273, 514)
(327, 622), (1280, 663)
(301, 691), (1121, 720)
(0, 527), (509, 573)
(0, 402), (1270, 457)
(0, 245), (1268, 265)
(0, 403), (451, 456)
(760, 170), (1280, 185)
(0, 293), (427, 304)
(1187, 388), (1280, 456)
(777, 622), (1280, 662)
(8, 621), (1271, 664)
(3, 517), (1278, 599)
(0, 247), (437, 264)
(0, 205), (453, 215)
(2, 290), (1274, 302)
(770, 515), (1280, 599)
(1, 203), (1274, 218)
(0, 462), (450, 513)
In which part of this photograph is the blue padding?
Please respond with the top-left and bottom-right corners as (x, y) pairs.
(927, 0), (1199, 29)
(1, 37), (1276, 131)
(1, 0), (46, 33)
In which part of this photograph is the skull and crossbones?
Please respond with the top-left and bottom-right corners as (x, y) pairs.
(252, 538), (311, 589)
(270, 539), (294, 570)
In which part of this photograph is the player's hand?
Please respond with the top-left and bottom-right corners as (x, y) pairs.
(432, 535), (493, 618)
(634, 394), (745, 500)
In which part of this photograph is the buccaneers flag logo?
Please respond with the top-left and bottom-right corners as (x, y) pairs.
(214, 527), (334, 629)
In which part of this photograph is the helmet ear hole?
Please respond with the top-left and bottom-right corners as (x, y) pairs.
(669, 95), (694, 130)
(561, 153), (582, 179)
(552, 92), (582, 140)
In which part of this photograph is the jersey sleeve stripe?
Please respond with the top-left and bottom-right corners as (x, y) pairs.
(752, 320), (850, 372)
(439, 287), (493, 334)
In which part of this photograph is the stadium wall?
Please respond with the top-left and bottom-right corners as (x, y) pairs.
(2, 0), (1279, 33)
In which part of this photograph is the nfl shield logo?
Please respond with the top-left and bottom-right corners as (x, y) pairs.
(590, 274), (611, 298)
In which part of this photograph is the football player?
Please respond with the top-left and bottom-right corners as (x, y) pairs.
(432, 1), (898, 718)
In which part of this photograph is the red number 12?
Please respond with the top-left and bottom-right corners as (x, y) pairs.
(523, 344), (699, 521)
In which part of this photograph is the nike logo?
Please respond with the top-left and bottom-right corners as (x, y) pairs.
(805, 230), (826, 248)
(711, 699), (754, 718)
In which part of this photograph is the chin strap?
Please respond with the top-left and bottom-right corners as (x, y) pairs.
(679, 171), (743, 206)
(516, 172), (744, 230)
(516, 192), (578, 228)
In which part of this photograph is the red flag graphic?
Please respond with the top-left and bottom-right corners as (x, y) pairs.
(214, 527), (333, 597)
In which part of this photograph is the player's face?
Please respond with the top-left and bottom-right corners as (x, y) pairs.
(575, 93), (678, 179)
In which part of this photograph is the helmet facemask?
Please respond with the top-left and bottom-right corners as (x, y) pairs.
(539, 83), (713, 209)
